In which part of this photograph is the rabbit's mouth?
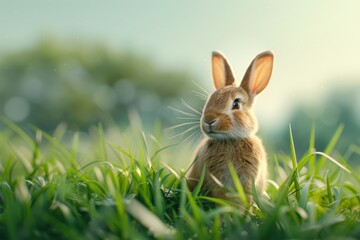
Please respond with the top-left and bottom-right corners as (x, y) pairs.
(207, 132), (227, 139)
(202, 122), (253, 139)
(203, 129), (230, 139)
(202, 120), (229, 139)
(201, 116), (232, 139)
(207, 130), (220, 137)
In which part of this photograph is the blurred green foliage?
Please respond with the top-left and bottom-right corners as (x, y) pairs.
(0, 38), (358, 162)
(0, 38), (194, 130)
(273, 86), (360, 164)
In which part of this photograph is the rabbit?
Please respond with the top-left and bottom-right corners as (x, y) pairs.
(187, 50), (274, 203)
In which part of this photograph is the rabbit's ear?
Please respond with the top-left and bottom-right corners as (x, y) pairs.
(240, 51), (274, 95)
(212, 51), (235, 90)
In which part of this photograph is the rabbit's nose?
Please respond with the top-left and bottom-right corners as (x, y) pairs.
(203, 113), (218, 126)
(205, 119), (216, 126)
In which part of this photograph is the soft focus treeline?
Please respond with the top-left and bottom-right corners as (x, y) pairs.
(0, 38), (359, 164)
(0, 38), (195, 131)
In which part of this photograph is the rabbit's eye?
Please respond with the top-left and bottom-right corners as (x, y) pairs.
(232, 98), (241, 110)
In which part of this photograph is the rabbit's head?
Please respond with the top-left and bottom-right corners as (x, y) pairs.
(201, 51), (274, 139)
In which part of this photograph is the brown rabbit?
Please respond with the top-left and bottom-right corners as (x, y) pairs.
(187, 51), (274, 202)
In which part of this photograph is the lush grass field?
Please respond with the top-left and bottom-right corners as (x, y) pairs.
(0, 119), (359, 240)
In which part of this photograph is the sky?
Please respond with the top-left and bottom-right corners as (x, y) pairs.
(1, 1), (360, 130)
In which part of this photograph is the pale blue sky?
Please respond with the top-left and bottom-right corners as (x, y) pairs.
(1, 1), (360, 129)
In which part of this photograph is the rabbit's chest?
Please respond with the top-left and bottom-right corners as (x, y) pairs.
(201, 139), (261, 181)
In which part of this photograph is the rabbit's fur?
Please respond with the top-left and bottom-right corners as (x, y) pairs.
(187, 51), (274, 202)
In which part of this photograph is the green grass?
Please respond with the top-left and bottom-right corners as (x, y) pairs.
(0, 120), (359, 240)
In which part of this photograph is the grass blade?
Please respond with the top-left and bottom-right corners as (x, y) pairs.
(308, 123), (316, 174)
(315, 125), (344, 173)
(326, 176), (333, 204)
(124, 198), (175, 238)
(313, 152), (351, 173)
(228, 162), (249, 207)
(289, 124), (301, 202)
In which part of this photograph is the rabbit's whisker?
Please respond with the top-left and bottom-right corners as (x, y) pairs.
(168, 106), (199, 118)
(181, 99), (202, 115)
(165, 121), (200, 132)
(192, 80), (209, 95)
(192, 90), (208, 100)
(169, 124), (200, 139)
(181, 128), (202, 144)
(177, 117), (200, 121)
(189, 129), (202, 145)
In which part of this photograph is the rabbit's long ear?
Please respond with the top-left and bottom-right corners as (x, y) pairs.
(240, 51), (274, 96)
(212, 51), (235, 90)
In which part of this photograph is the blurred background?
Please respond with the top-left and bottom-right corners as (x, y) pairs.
(1, 1), (359, 164)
